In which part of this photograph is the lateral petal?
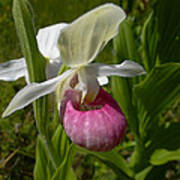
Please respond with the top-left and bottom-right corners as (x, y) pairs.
(2, 70), (73, 117)
(87, 60), (146, 77)
(0, 58), (27, 81)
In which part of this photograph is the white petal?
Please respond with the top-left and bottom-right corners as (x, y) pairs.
(97, 76), (109, 86)
(37, 23), (68, 60)
(0, 58), (27, 81)
(2, 70), (73, 118)
(46, 58), (62, 79)
(87, 60), (146, 77)
(58, 3), (126, 67)
(77, 68), (100, 103)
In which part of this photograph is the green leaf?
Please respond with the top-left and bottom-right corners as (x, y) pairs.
(131, 63), (180, 171)
(145, 164), (168, 180)
(52, 145), (76, 180)
(150, 148), (180, 165)
(142, 11), (159, 71)
(149, 122), (180, 152)
(154, 0), (180, 63)
(113, 20), (139, 62)
(134, 63), (180, 119)
(50, 125), (77, 180)
(52, 124), (70, 163)
(75, 145), (134, 179)
(13, 0), (46, 83)
(34, 136), (48, 180)
(135, 166), (152, 180)
(112, 20), (140, 136)
(13, 0), (47, 134)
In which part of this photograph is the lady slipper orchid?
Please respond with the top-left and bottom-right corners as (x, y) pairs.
(2, 4), (146, 151)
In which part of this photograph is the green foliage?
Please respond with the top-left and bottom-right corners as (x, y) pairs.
(150, 149), (180, 165)
(51, 144), (76, 180)
(142, 11), (159, 71)
(112, 20), (139, 136)
(52, 125), (70, 163)
(33, 124), (76, 179)
(13, 0), (46, 83)
(135, 166), (152, 180)
(154, 0), (180, 63)
(113, 20), (139, 62)
(149, 122), (180, 151)
(34, 136), (49, 180)
(75, 145), (134, 178)
(134, 63), (180, 135)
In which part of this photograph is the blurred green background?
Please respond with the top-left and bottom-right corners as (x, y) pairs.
(0, 0), (179, 179)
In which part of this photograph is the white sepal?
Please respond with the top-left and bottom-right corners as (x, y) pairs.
(87, 60), (146, 77)
(58, 3), (126, 67)
(0, 58), (27, 81)
(37, 23), (68, 60)
(2, 70), (73, 118)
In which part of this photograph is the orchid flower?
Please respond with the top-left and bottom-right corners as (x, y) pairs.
(2, 4), (146, 151)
